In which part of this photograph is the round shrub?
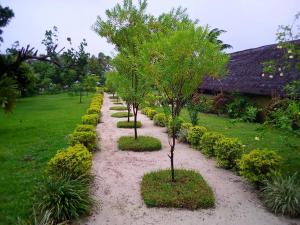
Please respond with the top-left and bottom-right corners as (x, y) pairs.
(214, 137), (244, 169)
(177, 122), (193, 143)
(153, 113), (168, 127)
(147, 109), (157, 120)
(47, 144), (92, 178)
(74, 124), (95, 133)
(86, 107), (100, 115)
(261, 174), (300, 217)
(187, 126), (208, 148)
(200, 132), (224, 157)
(238, 149), (282, 185)
(36, 174), (94, 224)
(82, 114), (99, 126)
(141, 107), (152, 115)
(68, 131), (97, 151)
(167, 116), (184, 137)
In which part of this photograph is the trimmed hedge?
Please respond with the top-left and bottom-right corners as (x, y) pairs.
(200, 132), (225, 157)
(153, 113), (168, 127)
(74, 124), (95, 133)
(68, 131), (97, 151)
(187, 126), (208, 148)
(86, 107), (101, 115)
(82, 114), (99, 126)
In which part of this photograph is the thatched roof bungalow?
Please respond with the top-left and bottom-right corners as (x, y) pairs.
(200, 40), (300, 96)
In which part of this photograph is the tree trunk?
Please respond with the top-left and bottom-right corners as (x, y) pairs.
(170, 124), (176, 182)
(79, 87), (82, 103)
(133, 104), (139, 140)
(127, 103), (131, 122)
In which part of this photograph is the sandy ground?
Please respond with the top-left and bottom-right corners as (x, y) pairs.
(79, 93), (299, 225)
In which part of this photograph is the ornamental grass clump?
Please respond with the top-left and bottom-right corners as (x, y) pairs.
(68, 131), (97, 151)
(238, 149), (282, 185)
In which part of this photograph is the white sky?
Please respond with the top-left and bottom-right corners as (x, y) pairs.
(1, 0), (299, 56)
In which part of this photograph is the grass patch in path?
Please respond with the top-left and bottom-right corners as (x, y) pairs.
(141, 169), (215, 210)
(113, 102), (123, 105)
(109, 96), (119, 99)
(117, 121), (142, 128)
(109, 106), (127, 111)
(111, 112), (132, 118)
(0, 93), (92, 224)
(118, 136), (161, 151)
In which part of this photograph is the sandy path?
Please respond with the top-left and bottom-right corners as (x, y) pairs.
(80, 93), (299, 225)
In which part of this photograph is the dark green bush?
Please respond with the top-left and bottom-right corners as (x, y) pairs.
(238, 149), (282, 185)
(141, 169), (215, 209)
(74, 124), (95, 133)
(187, 126), (208, 148)
(214, 137), (244, 169)
(68, 131), (97, 151)
(153, 113), (168, 127)
(47, 144), (92, 178)
(35, 174), (94, 224)
(117, 121), (142, 128)
(200, 132), (224, 157)
(118, 136), (161, 152)
(82, 114), (99, 126)
(261, 174), (300, 217)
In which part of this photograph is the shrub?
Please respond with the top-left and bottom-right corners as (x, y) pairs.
(141, 107), (152, 115)
(141, 169), (215, 209)
(47, 144), (92, 178)
(86, 107), (101, 115)
(74, 124), (95, 133)
(118, 136), (161, 152)
(226, 94), (249, 118)
(153, 113), (168, 127)
(212, 93), (230, 114)
(238, 149), (282, 185)
(242, 105), (260, 122)
(214, 137), (244, 169)
(146, 109), (157, 120)
(167, 116), (184, 137)
(111, 112), (133, 118)
(68, 131), (97, 151)
(187, 126), (208, 148)
(177, 122), (193, 143)
(261, 174), (300, 217)
(200, 132), (224, 157)
(82, 114), (99, 126)
(117, 121), (142, 128)
(35, 174), (94, 224)
(109, 106), (127, 111)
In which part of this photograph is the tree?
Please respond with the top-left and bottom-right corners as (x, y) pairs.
(104, 71), (118, 97)
(208, 28), (232, 50)
(0, 5), (14, 44)
(141, 26), (229, 181)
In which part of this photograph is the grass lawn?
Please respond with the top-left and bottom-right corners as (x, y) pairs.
(117, 121), (142, 128)
(155, 108), (300, 176)
(141, 169), (215, 209)
(118, 136), (161, 151)
(0, 93), (92, 225)
(109, 106), (127, 110)
(111, 112), (133, 118)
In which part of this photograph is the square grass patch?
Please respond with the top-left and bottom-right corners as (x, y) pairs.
(118, 136), (161, 151)
(117, 121), (142, 128)
(109, 106), (127, 111)
(113, 102), (123, 105)
(141, 169), (215, 210)
(109, 96), (119, 99)
(111, 112), (133, 118)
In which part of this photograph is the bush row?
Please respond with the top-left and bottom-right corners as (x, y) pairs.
(33, 92), (104, 224)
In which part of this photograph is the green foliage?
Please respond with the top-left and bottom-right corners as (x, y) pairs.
(153, 113), (168, 127)
(141, 107), (152, 115)
(187, 126), (208, 148)
(118, 136), (161, 152)
(238, 149), (282, 185)
(68, 131), (97, 151)
(35, 174), (94, 224)
(109, 106), (127, 110)
(146, 109), (157, 120)
(242, 105), (260, 122)
(167, 116), (184, 137)
(261, 174), (300, 217)
(177, 122), (193, 143)
(226, 94), (249, 119)
(82, 114), (99, 126)
(142, 92), (162, 108)
(86, 107), (101, 115)
(74, 124), (95, 132)
(111, 112), (133, 118)
(117, 121), (142, 128)
(214, 137), (244, 169)
(104, 71), (119, 95)
(200, 132), (225, 157)
(47, 144), (92, 178)
(141, 169), (215, 209)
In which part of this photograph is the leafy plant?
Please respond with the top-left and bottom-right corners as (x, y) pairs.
(74, 124), (95, 132)
(261, 173), (300, 217)
(167, 116), (184, 137)
(47, 144), (92, 178)
(146, 109), (157, 120)
(177, 122), (193, 143)
(238, 149), (282, 185)
(153, 113), (168, 127)
(187, 126), (208, 148)
(68, 131), (97, 151)
(86, 107), (101, 115)
(214, 137), (244, 169)
(82, 114), (99, 126)
(242, 105), (260, 122)
(200, 132), (224, 157)
(226, 94), (249, 119)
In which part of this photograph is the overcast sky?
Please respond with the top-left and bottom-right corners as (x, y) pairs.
(0, 0), (299, 56)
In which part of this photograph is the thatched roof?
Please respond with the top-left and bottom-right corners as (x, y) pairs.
(200, 40), (300, 96)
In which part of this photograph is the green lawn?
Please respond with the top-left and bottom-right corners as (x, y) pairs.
(0, 94), (92, 225)
(155, 108), (300, 176)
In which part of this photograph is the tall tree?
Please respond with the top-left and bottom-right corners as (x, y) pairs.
(141, 26), (229, 181)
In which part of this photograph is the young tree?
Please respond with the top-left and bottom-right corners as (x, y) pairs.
(141, 26), (229, 181)
(105, 71), (118, 97)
